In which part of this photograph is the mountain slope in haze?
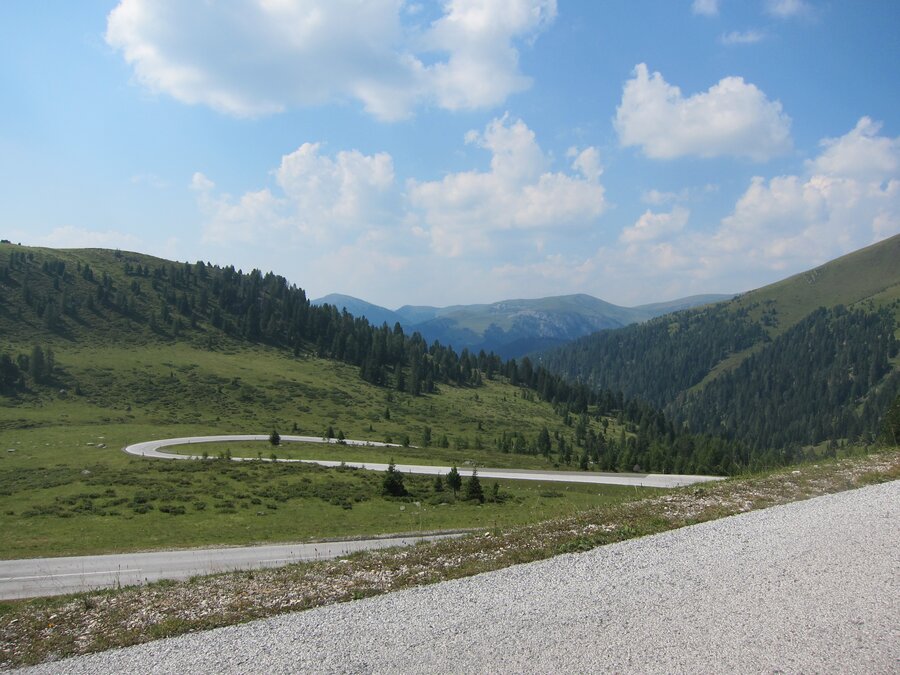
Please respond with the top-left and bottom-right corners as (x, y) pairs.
(313, 293), (404, 329)
(539, 234), (900, 452)
(314, 292), (732, 358)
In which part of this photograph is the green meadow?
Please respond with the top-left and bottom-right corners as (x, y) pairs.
(0, 340), (648, 559)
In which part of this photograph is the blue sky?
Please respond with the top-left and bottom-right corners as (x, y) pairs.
(1, 0), (898, 308)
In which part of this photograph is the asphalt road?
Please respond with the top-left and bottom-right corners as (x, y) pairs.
(0, 534), (456, 600)
(23, 480), (899, 674)
(124, 435), (724, 488)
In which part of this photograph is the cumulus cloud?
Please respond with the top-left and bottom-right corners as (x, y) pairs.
(620, 207), (689, 244)
(806, 117), (899, 181)
(545, 118), (900, 305)
(407, 115), (606, 256)
(188, 117), (609, 301)
(275, 144), (395, 232)
(615, 63), (792, 161)
(193, 142), (395, 245)
(192, 173), (290, 245)
(691, 0), (719, 16)
(713, 118), (900, 268)
(424, 0), (557, 112)
(106, 0), (556, 120)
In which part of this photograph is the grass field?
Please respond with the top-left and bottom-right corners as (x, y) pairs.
(0, 339), (642, 559)
(0, 427), (657, 558)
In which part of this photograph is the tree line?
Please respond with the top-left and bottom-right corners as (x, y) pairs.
(3, 247), (896, 474)
(0, 345), (56, 394)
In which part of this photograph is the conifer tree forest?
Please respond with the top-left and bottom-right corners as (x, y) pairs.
(1, 245), (898, 477)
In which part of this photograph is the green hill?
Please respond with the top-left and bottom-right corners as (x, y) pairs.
(538, 234), (900, 454)
(1, 243), (769, 558)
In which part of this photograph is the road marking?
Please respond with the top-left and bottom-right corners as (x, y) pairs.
(0, 569), (142, 582)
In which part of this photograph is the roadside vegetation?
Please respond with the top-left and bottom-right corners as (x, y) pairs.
(1, 447), (897, 669)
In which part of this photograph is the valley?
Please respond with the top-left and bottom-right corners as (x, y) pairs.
(1, 239), (898, 668)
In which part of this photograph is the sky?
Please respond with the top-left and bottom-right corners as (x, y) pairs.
(1, 0), (898, 309)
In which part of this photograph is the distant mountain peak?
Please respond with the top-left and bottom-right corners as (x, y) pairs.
(314, 291), (733, 359)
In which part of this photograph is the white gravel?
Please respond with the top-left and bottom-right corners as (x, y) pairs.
(22, 480), (899, 674)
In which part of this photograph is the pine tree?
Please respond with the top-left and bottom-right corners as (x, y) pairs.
(269, 429), (281, 446)
(29, 345), (45, 383)
(447, 465), (462, 496)
(382, 460), (407, 497)
(464, 468), (484, 503)
(537, 426), (552, 457)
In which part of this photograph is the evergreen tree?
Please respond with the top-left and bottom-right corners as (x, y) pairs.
(382, 460), (407, 497)
(537, 426), (552, 457)
(447, 465), (462, 496)
(29, 345), (45, 383)
(464, 468), (484, 503)
(269, 429), (281, 446)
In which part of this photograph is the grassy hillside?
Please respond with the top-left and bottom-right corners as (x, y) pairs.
(0, 243), (701, 559)
(1, 334), (661, 558)
(731, 233), (900, 335)
(538, 234), (900, 454)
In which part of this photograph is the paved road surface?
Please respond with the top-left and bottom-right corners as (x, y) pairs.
(124, 435), (724, 488)
(24, 480), (899, 674)
(0, 534), (456, 600)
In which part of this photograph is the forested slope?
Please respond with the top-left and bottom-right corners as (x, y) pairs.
(0, 243), (756, 475)
(538, 234), (900, 452)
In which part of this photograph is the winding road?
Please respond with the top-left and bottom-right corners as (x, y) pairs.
(124, 434), (725, 489)
(0, 436), (721, 600)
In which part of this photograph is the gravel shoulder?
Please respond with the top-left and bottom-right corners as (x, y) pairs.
(21, 479), (899, 674)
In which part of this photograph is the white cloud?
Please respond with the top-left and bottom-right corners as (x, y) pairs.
(549, 118), (900, 305)
(765, 0), (811, 18)
(106, 0), (556, 121)
(407, 115), (606, 256)
(720, 30), (766, 45)
(424, 0), (557, 112)
(186, 117), (609, 303)
(615, 63), (792, 161)
(707, 117), (899, 273)
(192, 172), (290, 245)
(620, 207), (689, 244)
(691, 0), (719, 16)
(807, 117), (899, 181)
(193, 141), (396, 245)
(275, 143), (395, 234)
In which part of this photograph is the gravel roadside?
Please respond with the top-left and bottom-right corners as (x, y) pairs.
(20, 480), (899, 674)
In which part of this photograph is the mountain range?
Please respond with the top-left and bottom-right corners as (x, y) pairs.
(2, 233), (897, 466)
(312, 292), (732, 358)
